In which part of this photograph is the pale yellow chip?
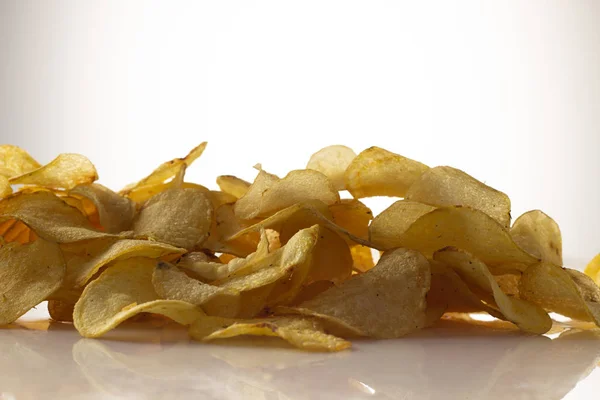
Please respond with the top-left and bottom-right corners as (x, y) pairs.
(520, 262), (600, 325)
(345, 146), (429, 198)
(0, 176), (12, 198)
(133, 187), (213, 249)
(216, 175), (251, 199)
(70, 184), (136, 233)
(370, 203), (538, 267)
(585, 253), (600, 286)
(329, 199), (372, 240)
(511, 210), (562, 266)
(434, 248), (552, 334)
(152, 261), (240, 318)
(306, 145), (357, 191)
(405, 166), (511, 228)
(10, 153), (98, 189)
(125, 181), (210, 204)
(0, 238), (65, 325)
(0, 145), (41, 177)
(278, 248), (431, 339)
(189, 316), (350, 352)
(202, 203), (260, 256)
(235, 169), (339, 220)
(73, 257), (204, 337)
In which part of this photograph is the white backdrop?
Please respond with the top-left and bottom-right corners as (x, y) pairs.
(0, 1), (598, 263)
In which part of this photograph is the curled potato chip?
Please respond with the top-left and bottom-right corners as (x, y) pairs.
(520, 263), (600, 325)
(133, 188), (213, 249)
(202, 204), (260, 256)
(0, 176), (12, 198)
(10, 153), (98, 189)
(0, 145), (41, 177)
(235, 169), (339, 220)
(152, 261), (240, 317)
(73, 257), (204, 337)
(434, 248), (552, 334)
(291, 280), (335, 305)
(278, 248), (431, 339)
(370, 203), (538, 267)
(0, 219), (32, 244)
(510, 210), (562, 266)
(70, 184), (136, 233)
(405, 166), (511, 228)
(0, 191), (117, 243)
(216, 175), (251, 199)
(189, 316), (350, 352)
(345, 146), (429, 198)
(585, 253), (600, 286)
(0, 238), (65, 325)
(48, 300), (75, 322)
(306, 145), (357, 191)
(329, 199), (372, 240)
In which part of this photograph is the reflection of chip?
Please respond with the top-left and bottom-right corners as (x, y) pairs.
(0, 142), (598, 351)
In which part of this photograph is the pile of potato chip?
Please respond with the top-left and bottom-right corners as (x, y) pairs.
(1, 143), (599, 352)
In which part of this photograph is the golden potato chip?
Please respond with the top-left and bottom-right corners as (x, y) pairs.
(0, 145), (41, 177)
(345, 146), (429, 198)
(349, 245), (375, 273)
(520, 262), (600, 325)
(0, 238), (65, 325)
(291, 280), (335, 305)
(235, 169), (339, 220)
(124, 181), (209, 204)
(73, 257), (204, 337)
(70, 184), (136, 233)
(10, 153), (98, 189)
(494, 272), (522, 298)
(370, 203), (538, 267)
(404, 166), (511, 228)
(304, 225), (352, 285)
(278, 248), (431, 339)
(152, 261), (240, 318)
(133, 188), (213, 249)
(306, 145), (357, 191)
(0, 219), (32, 244)
(434, 248), (552, 334)
(585, 253), (600, 286)
(202, 204), (260, 256)
(216, 175), (251, 199)
(48, 300), (75, 322)
(0, 176), (12, 198)
(189, 316), (350, 352)
(329, 199), (372, 240)
(0, 191), (117, 243)
(510, 210), (562, 266)
(565, 269), (600, 303)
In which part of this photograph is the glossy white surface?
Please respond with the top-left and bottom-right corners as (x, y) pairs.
(1, 307), (599, 400)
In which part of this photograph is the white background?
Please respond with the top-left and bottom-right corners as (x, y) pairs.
(0, 1), (599, 263)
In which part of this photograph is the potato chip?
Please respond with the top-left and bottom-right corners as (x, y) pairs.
(0, 238), (65, 325)
(329, 199), (372, 239)
(510, 210), (562, 266)
(48, 300), (75, 322)
(520, 263), (600, 325)
(152, 261), (240, 318)
(345, 146), (429, 198)
(133, 188), (213, 249)
(0, 219), (32, 244)
(235, 169), (339, 220)
(0, 191), (117, 243)
(405, 166), (511, 228)
(585, 253), (600, 286)
(349, 245), (375, 273)
(70, 184), (136, 233)
(434, 248), (552, 334)
(73, 257), (204, 337)
(10, 153), (98, 189)
(125, 181), (210, 204)
(291, 280), (335, 305)
(216, 175), (251, 199)
(278, 248), (431, 338)
(189, 316), (350, 352)
(0, 176), (12, 198)
(306, 145), (357, 191)
(202, 204), (260, 256)
(303, 225), (352, 285)
(0, 145), (41, 177)
(370, 203), (538, 267)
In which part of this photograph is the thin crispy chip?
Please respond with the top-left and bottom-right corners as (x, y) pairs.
(10, 153), (98, 189)
(345, 146), (429, 198)
(235, 169), (339, 220)
(278, 248), (431, 338)
(133, 188), (213, 249)
(0, 219), (32, 244)
(585, 253), (600, 286)
(152, 261), (240, 318)
(434, 248), (552, 334)
(329, 199), (372, 240)
(216, 175), (251, 199)
(306, 145), (357, 191)
(125, 181), (209, 204)
(70, 184), (136, 233)
(202, 204), (260, 256)
(189, 316), (350, 352)
(0, 238), (65, 325)
(48, 300), (75, 322)
(0, 145), (41, 177)
(0, 176), (12, 198)
(304, 225), (352, 285)
(405, 166), (511, 228)
(370, 203), (538, 267)
(520, 263), (600, 325)
(510, 210), (562, 266)
(73, 257), (204, 337)
(0, 191), (118, 243)
(349, 245), (375, 273)
(291, 281), (335, 305)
